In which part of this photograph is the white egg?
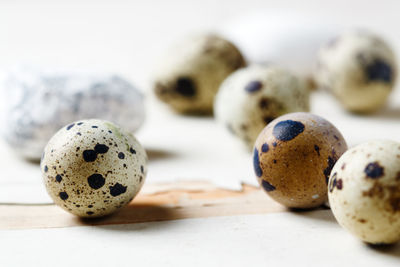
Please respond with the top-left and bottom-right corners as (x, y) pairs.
(328, 140), (400, 244)
(41, 119), (147, 218)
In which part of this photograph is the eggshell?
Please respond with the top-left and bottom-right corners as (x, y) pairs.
(328, 140), (400, 244)
(253, 112), (347, 208)
(215, 65), (310, 148)
(152, 33), (246, 114)
(0, 66), (145, 160)
(314, 31), (397, 113)
(41, 119), (147, 218)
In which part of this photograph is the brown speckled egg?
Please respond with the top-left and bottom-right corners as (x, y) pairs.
(328, 140), (400, 244)
(41, 119), (147, 218)
(253, 112), (347, 208)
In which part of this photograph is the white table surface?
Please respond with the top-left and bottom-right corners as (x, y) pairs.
(0, 1), (400, 266)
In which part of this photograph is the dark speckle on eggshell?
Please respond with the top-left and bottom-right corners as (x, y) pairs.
(118, 152), (125, 159)
(324, 156), (337, 184)
(261, 180), (276, 192)
(94, 144), (109, 154)
(258, 97), (270, 109)
(109, 183), (127, 197)
(44, 165), (48, 172)
(245, 80), (262, 93)
(365, 59), (392, 83)
(130, 147), (136, 154)
(66, 123), (75, 130)
(83, 150), (97, 162)
(364, 162), (384, 179)
(87, 173), (106, 189)
(272, 120), (305, 141)
(261, 143), (269, 153)
(314, 145), (320, 156)
(55, 174), (62, 183)
(253, 148), (263, 177)
(336, 179), (343, 190)
(59, 192), (69, 200)
(175, 77), (196, 97)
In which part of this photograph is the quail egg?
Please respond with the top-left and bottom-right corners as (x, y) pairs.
(314, 31), (397, 113)
(41, 119), (147, 218)
(214, 65), (310, 148)
(153, 33), (246, 114)
(253, 112), (347, 208)
(0, 67), (145, 160)
(328, 140), (400, 244)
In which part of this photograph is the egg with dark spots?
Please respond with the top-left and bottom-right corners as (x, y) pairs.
(314, 31), (397, 113)
(253, 112), (347, 208)
(41, 119), (147, 218)
(328, 140), (400, 244)
(215, 65), (310, 148)
(152, 33), (246, 114)
(1, 68), (145, 160)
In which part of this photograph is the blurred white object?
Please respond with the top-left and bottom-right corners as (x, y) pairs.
(0, 66), (145, 160)
(219, 12), (342, 76)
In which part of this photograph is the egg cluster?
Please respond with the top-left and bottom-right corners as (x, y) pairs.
(2, 26), (399, 247)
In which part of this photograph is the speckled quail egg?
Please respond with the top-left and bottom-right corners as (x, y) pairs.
(328, 140), (400, 244)
(214, 65), (310, 148)
(41, 119), (147, 218)
(314, 31), (397, 113)
(153, 33), (246, 114)
(253, 112), (347, 208)
(0, 66), (145, 160)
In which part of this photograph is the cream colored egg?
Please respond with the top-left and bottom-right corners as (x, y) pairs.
(214, 65), (310, 148)
(314, 31), (397, 113)
(328, 140), (400, 244)
(153, 33), (246, 114)
(41, 119), (147, 218)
